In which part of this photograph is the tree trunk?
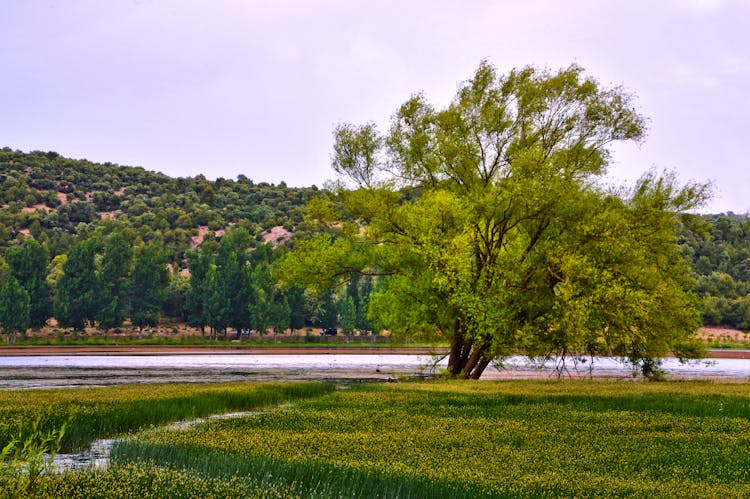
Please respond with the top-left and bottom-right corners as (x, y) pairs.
(447, 325), (464, 374)
(470, 356), (491, 379)
(447, 332), (492, 379)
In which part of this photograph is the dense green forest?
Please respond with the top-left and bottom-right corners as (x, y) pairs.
(0, 148), (375, 339)
(679, 213), (750, 329)
(0, 148), (747, 340)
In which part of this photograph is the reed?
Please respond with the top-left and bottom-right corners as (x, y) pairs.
(0, 381), (335, 452)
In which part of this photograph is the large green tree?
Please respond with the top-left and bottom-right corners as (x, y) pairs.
(186, 246), (213, 334)
(248, 263), (274, 335)
(279, 62), (708, 378)
(97, 232), (133, 330)
(129, 243), (167, 333)
(5, 239), (52, 327)
(285, 285), (307, 331)
(55, 238), (100, 330)
(0, 275), (30, 342)
(214, 228), (254, 337)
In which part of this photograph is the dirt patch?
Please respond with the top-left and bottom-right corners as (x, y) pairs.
(21, 203), (52, 213)
(698, 326), (748, 341)
(190, 225), (211, 249)
(98, 210), (120, 220)
(262, 226), (291, 246)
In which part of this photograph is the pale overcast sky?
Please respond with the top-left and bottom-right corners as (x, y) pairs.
(2, 0), (748, 213)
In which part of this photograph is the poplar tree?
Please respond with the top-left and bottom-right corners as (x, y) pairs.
(129, 243), (167, 333)
(97, 232), (133, 330)
(55, 238), (100, 330)
(0, 275), (30, 342)
(5, 239), (52, 327)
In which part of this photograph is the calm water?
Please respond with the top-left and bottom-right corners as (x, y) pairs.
(0, 354), (748, 389)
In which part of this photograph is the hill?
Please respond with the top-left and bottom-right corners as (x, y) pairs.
(0, 147), (748, 337)
(0, 147), (321, 263)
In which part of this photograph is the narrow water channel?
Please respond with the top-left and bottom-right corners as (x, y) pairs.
(51, 408), (278, 473)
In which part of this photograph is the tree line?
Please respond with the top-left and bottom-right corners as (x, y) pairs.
(0, 229), (375, 342)
(679, 213), (750, 330)
(1, 109), (749, 350)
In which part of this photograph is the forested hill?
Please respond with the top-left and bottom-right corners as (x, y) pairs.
(0, 148), (321, 262)
(679, 213), (750, 330)
(0, 148), (749, 333)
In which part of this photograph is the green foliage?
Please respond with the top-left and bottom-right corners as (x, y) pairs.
(248, 263), (274, 334)
(4, 240), (52, 328)
(679, 213), (750, 329)
(96, 232), (132, 330)
(163, 271), (190, 320)
(0, 147), (321, 259)
(339, 296), (356, 335)
(185, 247), (212, 332)
(0, 255), (7, 283)
(280, 62), (708, 378)
(55, 238), (100, 330)
(285, 285), (307, 331)
(0, 275), (30, 342)
(310, 288), (338, 328)
(129, 243), (167, 331)
(214, 229), (254, 335)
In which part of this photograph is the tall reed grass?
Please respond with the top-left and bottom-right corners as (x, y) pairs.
(0, 381), (335, 452)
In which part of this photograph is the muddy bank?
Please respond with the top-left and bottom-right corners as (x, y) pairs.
(0, 345), (747, 358)
(0, 366), (432, 389)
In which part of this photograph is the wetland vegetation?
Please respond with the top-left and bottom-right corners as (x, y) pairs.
(1, 379), (748, 497)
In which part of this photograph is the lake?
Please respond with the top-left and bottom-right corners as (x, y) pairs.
(0, 353), (748, 388)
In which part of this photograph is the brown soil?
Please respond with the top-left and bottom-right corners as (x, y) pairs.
(21, 203), (52, 213)
(698, 326), (749, 341)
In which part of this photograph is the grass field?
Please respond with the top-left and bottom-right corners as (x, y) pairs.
(0, 381), (335, 452)
(2, 379), (749, 497)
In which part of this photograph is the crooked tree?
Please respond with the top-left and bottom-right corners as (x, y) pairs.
(278, 62), (708, 378)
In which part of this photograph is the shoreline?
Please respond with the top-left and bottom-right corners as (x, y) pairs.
(0, 345), (747, 359)
(0, 345), (446, 356)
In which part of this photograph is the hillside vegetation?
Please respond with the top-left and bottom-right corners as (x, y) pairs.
(0, 147), (748, 341)
(0, 147), (319, 261)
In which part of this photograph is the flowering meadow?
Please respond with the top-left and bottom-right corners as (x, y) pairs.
(2, 379), (749, 497)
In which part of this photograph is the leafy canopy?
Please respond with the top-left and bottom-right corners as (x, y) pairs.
(279, 61), (709, 378)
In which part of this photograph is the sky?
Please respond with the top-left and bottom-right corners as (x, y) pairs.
(1, 0), (748, 214)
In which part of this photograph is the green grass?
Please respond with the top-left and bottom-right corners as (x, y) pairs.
(3, 380), (749, 497)
(0, 381), (335, 452)
(109, 380), (750, 498)
(12, 463), (307, 499)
